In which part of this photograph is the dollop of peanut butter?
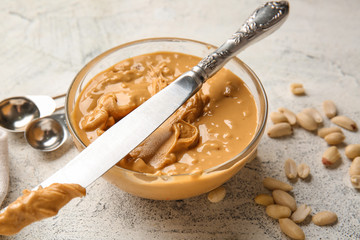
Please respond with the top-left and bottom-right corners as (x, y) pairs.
(0, 183), (86, 236)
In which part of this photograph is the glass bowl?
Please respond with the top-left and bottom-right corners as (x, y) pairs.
(65, 38), (268, 200)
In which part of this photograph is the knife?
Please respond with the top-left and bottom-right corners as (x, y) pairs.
(40, 1), (289, 188)
(2, 0), (289, 224)
(0, 2), (289, 235)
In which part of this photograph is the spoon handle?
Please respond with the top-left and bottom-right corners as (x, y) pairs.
(193, 1), (289, 80)
(52, 93), (66, 100)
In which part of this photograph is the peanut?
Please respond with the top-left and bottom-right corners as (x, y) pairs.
(292, 88), (305, 95)
(312, 211), (338, 226)
(349, 157), (360, 188)
(265, 205), (291, 219)
(272, 190), (297, 212)
(318, 127), (342, 138)
(296, 111), (318, 131)
(278, 107), (297, 125)
(291, 204), (312, 223)
(270, 111), (288, 124)
(345, 144), (360, 159)
(322, 146), (341, 166)
(350, 175), (360, 189)
(331, 115), (358, 131)
(290, 83), (305, 96)
(263, 177), (293, 192)
(254, 194), (274, 206)
(297, 163), (310, 179)
(302, 108), (323, 124)
(207, 186), (226, 203)
(284, 158), (298, 179)
(279, 218), (305, 240)
(324, 132), (345, 145)
(322, 100), (337, 119)
(267, 123), (292, 138)
(290, 83), (303, 89)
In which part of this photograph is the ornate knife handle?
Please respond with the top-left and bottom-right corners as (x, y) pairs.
(193, 1), (289, 81)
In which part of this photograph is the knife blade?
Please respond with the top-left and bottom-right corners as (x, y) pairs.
(39, 1), (289, 189)
(40, 71), (203, 188)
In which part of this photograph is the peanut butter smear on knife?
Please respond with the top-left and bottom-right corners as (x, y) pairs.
(0, 183), (85, 236)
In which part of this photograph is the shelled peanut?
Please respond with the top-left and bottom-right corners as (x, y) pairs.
(279, 107), (297, 125)
(272, 190), (297, 212)
(254, 194), (274, 206)
(331, 115), (358, 131)
(263, 177), (293, 191)
(322, 100), (337, 119)
(267, 123), (292, 138)
(291, 204), (312, 223)
(290, 83), (305, 96)
(284, 159), (298, 179)
(269, 112), (288, 124)
(302, 108), (323, 124)
(297, 163), (310, 179)
(318, 127), (342, 138)
(279, 218), (305, 240)
(266, 205), (292, 219)
(345, 144), (360, 159)
(321, 146), (341, 166)
(267, 108), (296, 138)
(207, 186), (226, 203)
(312, 211), (338, 226)
(349, 157), (360, 188)
(296, 111), (318, 131)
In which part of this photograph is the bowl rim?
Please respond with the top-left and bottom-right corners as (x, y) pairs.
(65, 37), (268, 177)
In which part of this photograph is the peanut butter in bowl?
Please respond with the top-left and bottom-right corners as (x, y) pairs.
(66, 38), (267, 200)
(0, 39), (267, 236)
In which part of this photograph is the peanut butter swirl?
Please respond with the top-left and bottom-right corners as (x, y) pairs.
(0, 183), (86, 236)
(71, 52), (257, 175)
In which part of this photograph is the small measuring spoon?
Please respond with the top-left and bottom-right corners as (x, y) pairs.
(25, 113), (69, 152)
(0, 94), (65, 132)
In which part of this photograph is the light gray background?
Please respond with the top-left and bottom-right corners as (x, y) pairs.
(0, 0), (359, 239)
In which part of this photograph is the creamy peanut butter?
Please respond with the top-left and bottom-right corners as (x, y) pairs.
(0, 183), (85, 236)
(71, 52), (257, 175)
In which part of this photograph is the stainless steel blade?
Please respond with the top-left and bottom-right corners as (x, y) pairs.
(38, 1), (289, 189)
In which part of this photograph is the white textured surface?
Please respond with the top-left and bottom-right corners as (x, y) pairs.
(0, 0), (359, 239)
(0, 129), (9, 205)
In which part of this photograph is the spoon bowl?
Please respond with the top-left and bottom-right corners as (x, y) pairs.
(0, 95), (64, 133)
(25, 114), (69, 152)
(0, 97), (40, 132)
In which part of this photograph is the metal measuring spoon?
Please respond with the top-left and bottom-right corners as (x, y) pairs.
(0, 94), (65, 132)
(25, 113), (69, 151)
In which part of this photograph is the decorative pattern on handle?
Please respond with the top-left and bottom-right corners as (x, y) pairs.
(196, 1), (289, 80)
(198, 49), (231, 71)
(231, 1), (289, 44)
